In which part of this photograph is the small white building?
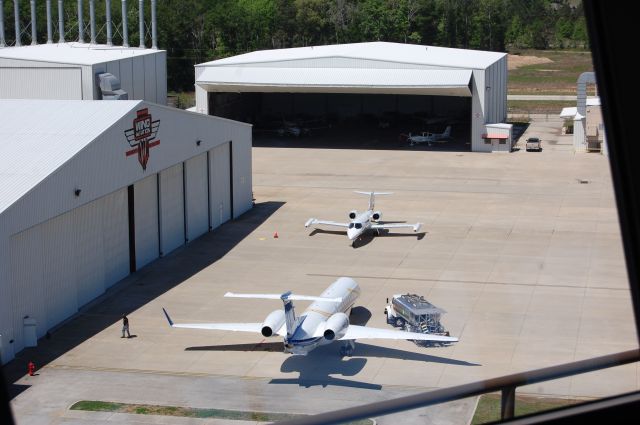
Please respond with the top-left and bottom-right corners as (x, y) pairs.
(0, 43), (167, 104)
(483, 123), (513, 152)
(194, 42), (508, 152)
(0, 99), (252, 364)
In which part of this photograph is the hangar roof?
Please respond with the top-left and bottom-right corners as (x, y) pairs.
(0, 42), (161, 66)
(0, 99), (141, 214)
(198, 42), (505, 70)
(196, 42), (502, 95)
(197, 67), (472, 96)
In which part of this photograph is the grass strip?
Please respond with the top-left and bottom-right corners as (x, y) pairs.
(471, 393), (582, 424)
(71, 400), (373, 424)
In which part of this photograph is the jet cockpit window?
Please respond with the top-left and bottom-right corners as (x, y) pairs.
(355, 223), (363, 229)
(348, 223), (355, 229)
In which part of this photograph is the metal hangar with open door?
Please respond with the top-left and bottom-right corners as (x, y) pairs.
(0, 99), (252, 364)
(194, 42), (507, 152)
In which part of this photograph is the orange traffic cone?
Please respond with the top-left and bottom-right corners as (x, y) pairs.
(273, 231), (279, 238)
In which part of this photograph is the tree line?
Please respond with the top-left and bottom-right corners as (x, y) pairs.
(2, 0), (588, 91)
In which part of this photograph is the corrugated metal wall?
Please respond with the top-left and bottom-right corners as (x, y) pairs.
(185, 153), (210, 241)
(158, 163), (185, 256)
(209, 142), (231, 229)
(132, 57), (146, 101)
(0, 102), (251, 363)
(144, 55), (157, 103)
(484, 56), (508, 124)
(156, 52), (168, 106)
(102, 189), (130, 285)
(0, 68), (82, 99)
(8, 188), (129, 354)
(134, 174), (159, 269)
(9, 223), (45, 354)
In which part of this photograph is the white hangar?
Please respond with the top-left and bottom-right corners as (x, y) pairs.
(194, 42), (507, 152)
(0, 99), (252, 364)
(0, 42), (166, 104)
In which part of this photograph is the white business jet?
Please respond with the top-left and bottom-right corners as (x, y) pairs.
(305, 191), (422, 246)
(163, 277), (458, 356)
(404, 125), (452, 146)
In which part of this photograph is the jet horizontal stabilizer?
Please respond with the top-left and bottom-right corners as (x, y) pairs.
(225, 292), (342, 303)
(354, 191), (393, 196)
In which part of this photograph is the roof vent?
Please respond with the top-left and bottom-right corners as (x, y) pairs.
(96, 73), (128, 100)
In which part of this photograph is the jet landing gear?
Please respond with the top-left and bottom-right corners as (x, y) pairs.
(339, 340), (355, 357)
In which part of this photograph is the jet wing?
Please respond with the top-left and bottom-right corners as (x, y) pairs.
(162, 308), (285, 335)
(305, 218), (349, 228)
(371, 222), (422, 232)
(339, 325), (458, 343)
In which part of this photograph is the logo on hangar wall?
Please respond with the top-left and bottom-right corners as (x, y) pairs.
(124, 108), (160, 170)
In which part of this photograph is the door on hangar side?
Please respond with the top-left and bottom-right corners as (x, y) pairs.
(134, 174), (160, 269)
(209, 142), (232, 230)
(8, 188), (129, 352)
(158, 163), (185, 256)
(184, 153), (209, 242)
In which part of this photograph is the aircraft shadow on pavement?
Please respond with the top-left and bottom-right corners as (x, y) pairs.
(272, 346), (380, 390)
(308, 228), (346, 237)
(351, 231), (426, 248)
(4, 201), (285, 399)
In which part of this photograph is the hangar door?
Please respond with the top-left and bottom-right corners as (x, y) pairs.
(134, 174), (159, 269)
(185, 153), (210, 241)
(209, 142), (232, 229)
(9, 188), (129, 353)
(158, 163), (185, 256)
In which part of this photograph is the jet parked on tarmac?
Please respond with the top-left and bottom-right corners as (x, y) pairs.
(163, 277), (458, 356)
(305, 191), (422, 246)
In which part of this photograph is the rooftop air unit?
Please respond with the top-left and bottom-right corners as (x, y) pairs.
(96, 73), (128, 100)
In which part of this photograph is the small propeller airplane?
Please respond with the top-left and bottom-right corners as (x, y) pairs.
(401, 125), (452, 146)
(162, 277), (458, 356)
(305, 191), (422, 246)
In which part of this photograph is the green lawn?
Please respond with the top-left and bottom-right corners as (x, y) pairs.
(471, 394), (582, 424)
(508, 100), (574, 115)
(509, 50), (594, 95)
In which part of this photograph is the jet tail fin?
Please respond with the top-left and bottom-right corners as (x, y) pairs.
(225, 292), (342, 340)
(162, 308), (174, 327)
(354, 191), (392, 211)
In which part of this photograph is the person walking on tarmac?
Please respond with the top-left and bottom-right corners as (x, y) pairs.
(121, 315), (131, 338)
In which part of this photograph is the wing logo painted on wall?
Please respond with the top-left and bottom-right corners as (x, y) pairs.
(125, 108), (160, 170)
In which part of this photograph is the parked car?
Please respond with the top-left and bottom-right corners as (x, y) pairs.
(526, 137), (542, 151)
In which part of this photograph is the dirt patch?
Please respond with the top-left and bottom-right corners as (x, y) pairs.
(508, 54), (553, 70)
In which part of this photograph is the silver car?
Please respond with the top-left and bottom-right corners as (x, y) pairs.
(526, 137), (542, 151)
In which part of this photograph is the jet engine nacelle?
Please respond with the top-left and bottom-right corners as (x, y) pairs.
(323, 312), (349, 341)
(348, 210), (357, 219)
(261, 309), (285, 337)
(372, 211), (382, 221)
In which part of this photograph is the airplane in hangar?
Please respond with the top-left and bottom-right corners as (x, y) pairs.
(304, 191), (422, 246)
(401, 125), (452, 146)
(162, 277), (458, 356)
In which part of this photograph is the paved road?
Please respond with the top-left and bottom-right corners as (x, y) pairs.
(10, 367), (477, 424)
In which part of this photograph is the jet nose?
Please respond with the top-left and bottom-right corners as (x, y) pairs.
(347, 228), (358, 240)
